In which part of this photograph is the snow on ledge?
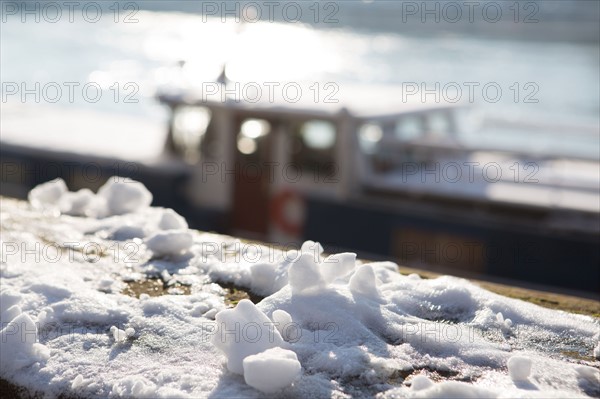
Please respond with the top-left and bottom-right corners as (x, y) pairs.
(0, 179), (598, 398)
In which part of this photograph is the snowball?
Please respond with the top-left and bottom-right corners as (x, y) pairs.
(158, 208), (188, 230)
(212, 299), (284, 375)
(97, 177), (153, 216)
(496, 312), (504, 324)
(507, 355), (532, 381)
(349, 265), (380, 299)
(59, 188), (98, 217)
(272, 309), (293, 340)
(594, 341), (600, 359)
(288, 252), (326, 295)
(0, 313), (50, 372)
(496, 312), (513, 331)
(110, 325), (128, 343)
(411, 375), (434, 391)
(242, 347), (301, 394)
(145, 230), (193, 257)
(321, 252), (356, 283)
(28, 178), (68, 209)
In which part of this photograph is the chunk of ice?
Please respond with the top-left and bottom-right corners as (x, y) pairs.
(242, 347), (301, 394)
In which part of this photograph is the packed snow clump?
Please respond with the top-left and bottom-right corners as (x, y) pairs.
(27, 178), (67, 210)
(1, 179), (598, 398)
(27, 176), (153, 218)
(243, 347), (301, 393)
(97, 177), (153, 216)
(507, 355), (532, 381)
(212, 299), (284, 375)
(144, 230), (194, 257)
(158, 208), (188, 230)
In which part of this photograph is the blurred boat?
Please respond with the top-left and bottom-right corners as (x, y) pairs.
(1, 81), (598, 293)
(154, 80), (599, 293)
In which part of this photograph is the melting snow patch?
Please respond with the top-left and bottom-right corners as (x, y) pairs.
(0, 313), (50, 373)
(2, 179), (599, 398)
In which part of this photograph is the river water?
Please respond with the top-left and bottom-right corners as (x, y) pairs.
(1, 3), (598, 159)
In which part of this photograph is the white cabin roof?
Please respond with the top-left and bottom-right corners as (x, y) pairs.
(158, 82), (461, 121)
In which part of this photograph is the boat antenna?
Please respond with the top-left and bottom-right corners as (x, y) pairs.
(217, 64), (228, 85)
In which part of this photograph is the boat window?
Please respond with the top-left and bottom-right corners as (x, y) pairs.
(358, 123), (383, 154)
(300, 120), (336, 150)
(172, 106), (212, 163)
(291, 120), (336, 176)
(237, 119), (271, 156)
(395, 116), (423, 141)
(426, 112), (451, 136)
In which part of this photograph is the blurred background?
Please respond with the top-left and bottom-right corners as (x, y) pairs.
(1, 0), (599, 295)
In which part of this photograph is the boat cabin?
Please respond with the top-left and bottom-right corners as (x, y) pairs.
(158, 83), (462, 240)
